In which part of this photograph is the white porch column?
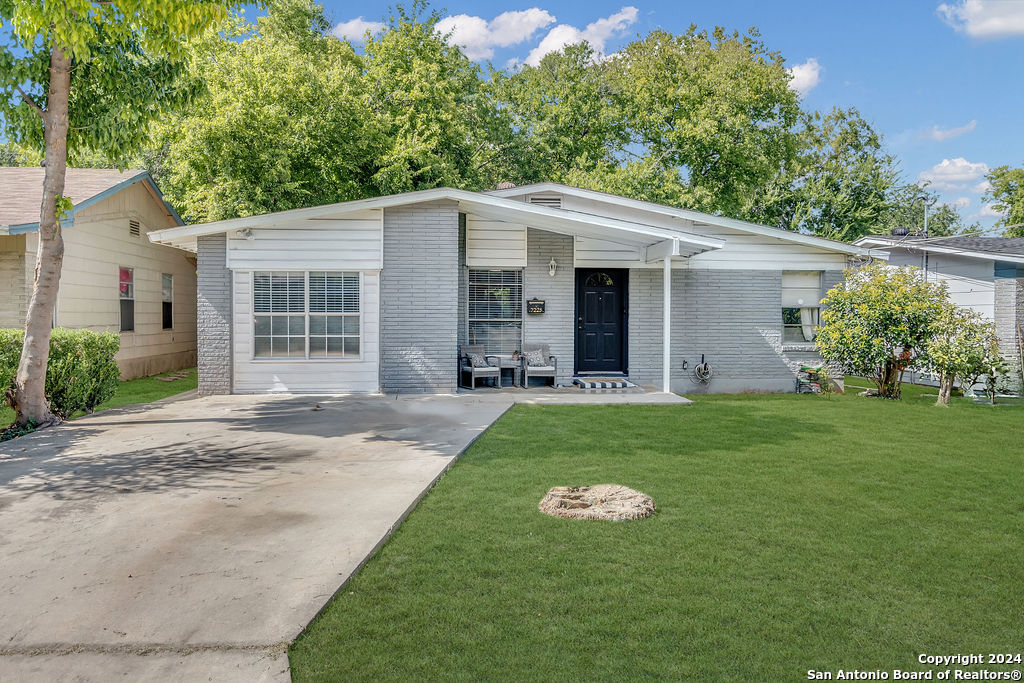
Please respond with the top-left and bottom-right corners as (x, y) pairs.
(662, 257), (672, 393)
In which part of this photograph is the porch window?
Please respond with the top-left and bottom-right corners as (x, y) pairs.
(782, 271), (822, 343)
(252, 271), (361, 359)
(468, 269), (522, 355)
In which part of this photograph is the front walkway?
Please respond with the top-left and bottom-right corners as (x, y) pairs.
(0, 389), (689, 681)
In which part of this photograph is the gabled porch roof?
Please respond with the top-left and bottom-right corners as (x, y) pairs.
(146, 187), (725, 258)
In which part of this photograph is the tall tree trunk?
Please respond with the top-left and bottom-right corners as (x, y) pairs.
(937, 374), (953, 406)
(12, 47), (72, 429)
(879, 358), (901, 399)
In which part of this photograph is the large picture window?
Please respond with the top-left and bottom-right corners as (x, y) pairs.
(468, 269), (522, 355)
(253, 271), (361, 359)
(782, 271), (822, 343)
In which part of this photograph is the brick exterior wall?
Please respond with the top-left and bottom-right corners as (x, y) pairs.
(380, 200), (460, 393)
(523, 229), (574, 386)
(196, 234), (232, 395)
(0, 247), (27, 329)
(994, 274), (1024, 393)
(457, 213), (467, 348)
(628, 268), (840, 393)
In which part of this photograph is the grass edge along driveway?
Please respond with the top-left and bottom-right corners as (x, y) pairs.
(0, 367), (197, 431)
(290, 385), (1024, 681)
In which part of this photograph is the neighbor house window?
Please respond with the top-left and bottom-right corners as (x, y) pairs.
(119, 266), (134, 332)
(252, 271), (361, 359)
(782, 271), (822, 343)
(468, 269), (522, 355)
(162, 273), (173, 330)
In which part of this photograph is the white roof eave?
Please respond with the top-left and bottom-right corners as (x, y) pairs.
(489, 182), (878, 257)
(148, 187), (727, 255)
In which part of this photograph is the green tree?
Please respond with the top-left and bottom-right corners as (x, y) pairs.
(982, 165), (1024, 236)
(154, 0), (379, 222)
(0, 0), (241, 428)
(815, 265), (948, 399)
(926, 305), (998, 406)
(491, 43), (625, 184)
(609, 27), (800, 216)
(364, 2), (511, 194)
(753, 108), (899, 241)
(877, 183), (981, 238)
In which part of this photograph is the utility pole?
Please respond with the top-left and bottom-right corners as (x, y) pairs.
(917, 195), (930, 280)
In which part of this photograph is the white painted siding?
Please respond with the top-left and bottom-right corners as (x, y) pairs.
(231, 269), (380, 393)
(465, 214), (526, 267)
(886, 248), (995, 319)
(573, 237), (641, 267)
(226, 209), (383, 271)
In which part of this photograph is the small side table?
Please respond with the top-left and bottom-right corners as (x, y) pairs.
(497, 357), (522, 388)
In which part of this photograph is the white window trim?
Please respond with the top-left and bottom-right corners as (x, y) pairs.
(781, 271), (822, 347)
(162, 273), (174, 331)
(250, 270), (364, 363)
(119, 265), (135, 334)
(467, 267), (524, 357)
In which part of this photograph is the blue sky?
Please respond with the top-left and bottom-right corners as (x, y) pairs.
(316, 0), (1024, 230)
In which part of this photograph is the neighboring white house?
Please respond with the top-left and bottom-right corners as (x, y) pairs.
(148, 182), (885, 396)
(853, 234), (1024, 387)
(0, 168), (197, 379)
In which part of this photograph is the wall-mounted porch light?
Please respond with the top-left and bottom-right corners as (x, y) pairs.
(548, 257), (558, 277)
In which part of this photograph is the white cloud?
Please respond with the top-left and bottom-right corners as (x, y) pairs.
(332, 17), (385, 42)
(938, 0), (1024, 38)
(970, 203), (1004, 219)
(436, 9), (556, 60)
(788, 58), (822, 97)
(524, 6), (638, 66)
(971, 179), (992, 194)
(944, 196), (972, 209)
(923, 119), (977, 141)
(918, 157), (990, 191)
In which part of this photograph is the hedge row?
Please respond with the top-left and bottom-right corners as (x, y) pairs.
(1, 329), (120, 419)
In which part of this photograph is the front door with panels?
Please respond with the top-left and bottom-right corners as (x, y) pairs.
(574, 269), (627, 374)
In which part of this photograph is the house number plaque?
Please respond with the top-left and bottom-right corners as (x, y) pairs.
(527, 299), (545, 314)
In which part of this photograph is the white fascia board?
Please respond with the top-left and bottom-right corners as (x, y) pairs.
(854, 237), (1024, 264)
(489, 182), (877, 257)
(148, 186), (726, 255)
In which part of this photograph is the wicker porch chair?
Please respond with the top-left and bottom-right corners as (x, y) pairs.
(459, 344), (502, 389)
(521, 343), (557, 388)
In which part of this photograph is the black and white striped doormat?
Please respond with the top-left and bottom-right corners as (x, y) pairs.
(572, 377), (636, 389)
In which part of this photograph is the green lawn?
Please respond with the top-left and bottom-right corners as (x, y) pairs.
(290, 384), (1024, 681)
(1, 367), (197, 428)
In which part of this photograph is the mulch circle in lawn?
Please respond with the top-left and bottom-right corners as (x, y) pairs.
(539, 484), (655, 521)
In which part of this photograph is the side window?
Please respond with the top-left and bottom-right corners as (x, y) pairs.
(781, 271), (822, 343)
(119, 266), (134, 332)
(162, 273), (173, 330)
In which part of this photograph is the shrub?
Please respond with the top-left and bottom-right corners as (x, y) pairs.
(0, 329), (120, 419)
(815, 264), (948, 399)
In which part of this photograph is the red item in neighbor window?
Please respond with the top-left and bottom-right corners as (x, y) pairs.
(119, 268), (132, 283)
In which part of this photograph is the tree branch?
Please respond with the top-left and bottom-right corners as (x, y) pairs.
(15, 86), (45, 120)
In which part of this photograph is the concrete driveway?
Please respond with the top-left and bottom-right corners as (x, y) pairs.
(0, 393), (511, 681)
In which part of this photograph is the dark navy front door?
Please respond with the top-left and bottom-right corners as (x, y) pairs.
(575, 269), (627, 373)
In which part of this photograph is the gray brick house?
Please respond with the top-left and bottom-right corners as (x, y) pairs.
(148, 183), (881, 395)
